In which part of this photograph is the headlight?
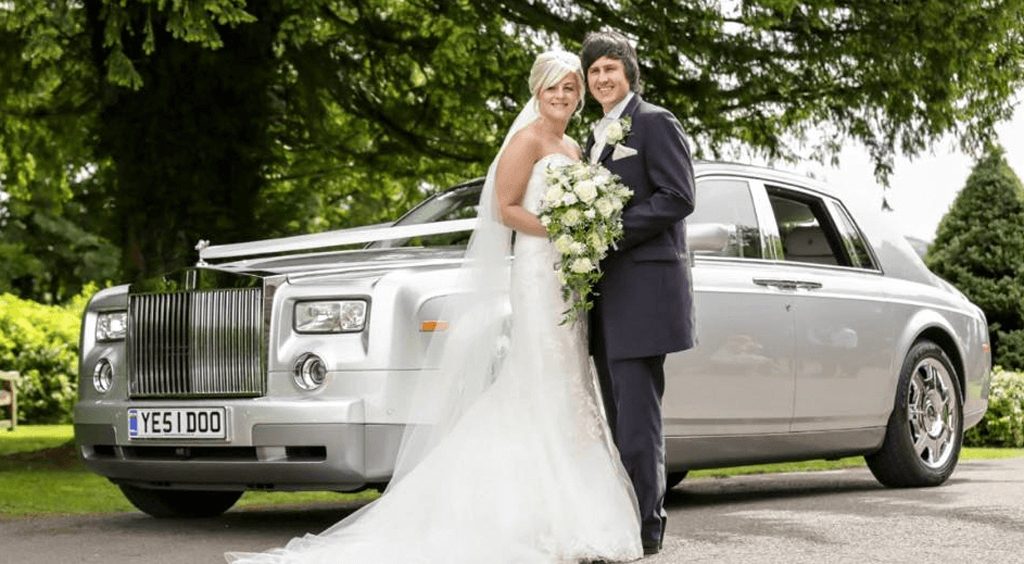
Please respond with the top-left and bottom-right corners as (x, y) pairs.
(294, 300), (367, 333)
(93, 358), (114, 393)
(96, 311), (128, 341)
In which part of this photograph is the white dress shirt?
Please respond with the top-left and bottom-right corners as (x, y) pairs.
(590, 92), (635, 163)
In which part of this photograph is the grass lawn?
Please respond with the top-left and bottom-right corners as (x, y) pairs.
(2, 425), (1021, 517)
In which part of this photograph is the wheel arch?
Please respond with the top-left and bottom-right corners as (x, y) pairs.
(911, 325), (966, 401)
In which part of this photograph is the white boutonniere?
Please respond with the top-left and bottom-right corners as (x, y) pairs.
(604, 117), (631, 146)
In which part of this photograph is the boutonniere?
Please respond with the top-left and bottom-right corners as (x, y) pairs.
(605, 117), (631, 146)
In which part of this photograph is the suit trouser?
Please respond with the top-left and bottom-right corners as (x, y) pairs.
(592, 321), (667, 544)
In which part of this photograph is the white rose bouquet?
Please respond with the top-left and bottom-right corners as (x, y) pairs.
(539, 161), (633, 325)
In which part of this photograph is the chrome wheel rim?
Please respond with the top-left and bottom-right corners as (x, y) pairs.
(907, 358), (959, 469)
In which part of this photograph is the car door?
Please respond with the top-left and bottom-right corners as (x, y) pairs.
(760, 185), (897, 432)
(663, 176), (796, 437)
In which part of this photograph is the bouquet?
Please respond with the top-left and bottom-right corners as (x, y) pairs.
(539, 161), (633, 325)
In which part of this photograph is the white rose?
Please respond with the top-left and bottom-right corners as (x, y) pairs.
(569, 241), (586, 255)
(561, 192), (579, 206)
(545, 186), (565, 203)
(584, 209), (596, 219)
(556, 269), (567, 285)
(562, 208), (582, 226)
(595, 198), (615, 218)
(540, 215), (551, 226)
(572, 166), (590, 181)
(574, 180), (598, 203)
(570, 257), (595, 273)
(589, 232), (606, 250)
(554, 234), (574, 254)
(605, 121), (623, 143)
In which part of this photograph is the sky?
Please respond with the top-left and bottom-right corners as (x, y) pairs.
(762, 101), (1024, 242)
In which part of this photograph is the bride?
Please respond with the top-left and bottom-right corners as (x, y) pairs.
(227, 50), (643, 564)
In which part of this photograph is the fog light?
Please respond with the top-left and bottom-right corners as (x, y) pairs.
(293, 354), (327, 391)
(93, 358), (114, 393)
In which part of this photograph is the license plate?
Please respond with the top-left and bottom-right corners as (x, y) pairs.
(127, 408), (227, 440)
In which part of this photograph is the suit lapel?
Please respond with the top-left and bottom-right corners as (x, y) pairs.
(598, 94), (642, 166)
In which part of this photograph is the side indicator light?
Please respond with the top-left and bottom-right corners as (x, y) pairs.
(420, 321), (449, 332)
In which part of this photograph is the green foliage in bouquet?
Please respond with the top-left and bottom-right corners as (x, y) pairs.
(926, 147), (1024, 370)
(539, 162), (632, 324)
(965, 368), (1024, 448)
(0, 288), (92, 423)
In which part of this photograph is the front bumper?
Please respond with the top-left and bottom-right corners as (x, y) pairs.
(74, 398), (403, 491)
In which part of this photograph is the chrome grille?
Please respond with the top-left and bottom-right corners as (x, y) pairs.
(128, 288), (264, 398)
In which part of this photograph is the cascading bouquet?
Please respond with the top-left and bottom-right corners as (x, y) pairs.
(539, 162), (633, 325)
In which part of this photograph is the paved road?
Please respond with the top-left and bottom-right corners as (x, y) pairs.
(4, 457), (1024, 563)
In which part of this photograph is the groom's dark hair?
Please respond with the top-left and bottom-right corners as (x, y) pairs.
(580, 31), (642, 94)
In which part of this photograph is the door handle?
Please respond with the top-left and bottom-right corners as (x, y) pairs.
(753, 278), (822, 291)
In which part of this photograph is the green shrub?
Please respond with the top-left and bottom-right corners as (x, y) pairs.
(0, 288), (92, 423)
(965, 368), (1024, 448)
(926, 147), (1024, 370)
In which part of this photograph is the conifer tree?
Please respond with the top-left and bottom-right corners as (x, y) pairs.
(927, 147), (1024, 369)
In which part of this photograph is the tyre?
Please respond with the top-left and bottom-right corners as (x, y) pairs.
(865, 340), (963, 488)
(119, 484), (242, 518)
(666, 470), (688, 490)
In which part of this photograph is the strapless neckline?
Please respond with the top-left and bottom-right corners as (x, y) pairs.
(535, 153), (578, 167)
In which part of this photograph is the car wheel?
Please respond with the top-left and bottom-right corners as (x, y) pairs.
(865, 340), (963, 488)
(119, 484), (242, 518)
(666, 470), (688, 490)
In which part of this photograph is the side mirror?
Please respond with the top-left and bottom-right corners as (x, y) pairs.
(688, 223), (732, 253)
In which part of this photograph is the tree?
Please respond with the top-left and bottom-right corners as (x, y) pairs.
(2, 1), (1024, 291)
(926, 147), (1024, 369)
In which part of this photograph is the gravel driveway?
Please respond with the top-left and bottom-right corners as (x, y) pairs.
(3, 457), (1023, 563)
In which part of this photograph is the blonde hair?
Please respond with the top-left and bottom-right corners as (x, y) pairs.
(528, 50), (585, 114)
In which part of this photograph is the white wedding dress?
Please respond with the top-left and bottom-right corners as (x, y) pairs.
(227, 153), (642, 563)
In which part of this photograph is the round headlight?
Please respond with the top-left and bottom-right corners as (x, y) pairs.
(93, 358), (114, 393)
(293, 354), (327, 391)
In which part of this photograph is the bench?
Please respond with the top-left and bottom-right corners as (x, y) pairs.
(0, 371), (18, 431)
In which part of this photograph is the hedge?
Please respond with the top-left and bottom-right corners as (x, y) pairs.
(0, 288), (91, 423)
(965, 368), (1024, 448)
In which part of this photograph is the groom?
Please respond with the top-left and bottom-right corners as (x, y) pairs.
(581, 31), (696, 556)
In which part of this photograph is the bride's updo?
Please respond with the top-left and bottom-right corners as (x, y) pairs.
(528, 50), (585, 114)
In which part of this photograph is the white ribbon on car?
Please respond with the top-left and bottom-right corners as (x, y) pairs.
(198, 218), (478, 262)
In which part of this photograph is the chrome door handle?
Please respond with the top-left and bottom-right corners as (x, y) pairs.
(753, 278), (822, 290)
(753, 278), (799, 290)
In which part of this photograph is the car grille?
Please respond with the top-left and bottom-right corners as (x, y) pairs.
(127, 288), (265, 398)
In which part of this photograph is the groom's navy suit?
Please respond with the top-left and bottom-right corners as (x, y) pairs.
(586, 94), (696, 546)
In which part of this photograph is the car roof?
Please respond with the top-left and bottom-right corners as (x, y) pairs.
(440, 160), (834, 198)
(693, 160), (834, 196)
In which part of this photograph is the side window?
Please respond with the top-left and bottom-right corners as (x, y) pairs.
(688, 178), (763, 259)
(766, 187), (850, 267)
(832, 203), (877, 270)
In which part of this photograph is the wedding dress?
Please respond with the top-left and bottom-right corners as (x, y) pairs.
(227, 152), (642, 563)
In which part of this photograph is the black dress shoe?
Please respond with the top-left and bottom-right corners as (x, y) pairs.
(642, 514), (667, 555)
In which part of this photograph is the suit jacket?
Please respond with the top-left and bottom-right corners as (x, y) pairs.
(586, 94), (697, 359)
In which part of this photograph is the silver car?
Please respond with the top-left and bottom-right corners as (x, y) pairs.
(74, 161), (992, 518)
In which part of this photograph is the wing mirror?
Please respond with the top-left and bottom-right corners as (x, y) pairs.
(687, 223), (732, 253)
